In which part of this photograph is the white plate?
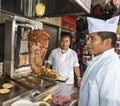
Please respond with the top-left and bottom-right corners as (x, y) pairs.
(11, 99), (35, 106)
(56, 76), (68, 82)
(34, 101), (51, 106)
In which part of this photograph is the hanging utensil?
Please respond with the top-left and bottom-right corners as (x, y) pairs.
(35, 0), (46, 16)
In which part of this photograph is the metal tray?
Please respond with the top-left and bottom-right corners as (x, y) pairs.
(0, 76), (31, 106)
(13, 74), (57, 92)
(39, 75), (68, 82)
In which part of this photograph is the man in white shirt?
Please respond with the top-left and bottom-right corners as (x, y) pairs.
(46, 32), (81, 86)
(78, 16), (120, 106)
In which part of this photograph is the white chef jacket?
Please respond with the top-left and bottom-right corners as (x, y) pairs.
(79, 48), (120, 106)
(47, 47), (79, 84)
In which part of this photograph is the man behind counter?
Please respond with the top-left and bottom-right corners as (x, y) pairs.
(71, 16), (120, 106)
(46, 32), (81, 87)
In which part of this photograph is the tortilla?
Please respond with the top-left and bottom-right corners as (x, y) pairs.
(0, 88), (10, 94)
(2, 83), (14, 89)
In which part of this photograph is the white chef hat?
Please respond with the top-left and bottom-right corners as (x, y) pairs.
(87, 16), (119, 33)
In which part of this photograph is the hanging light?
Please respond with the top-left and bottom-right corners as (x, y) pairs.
(35, 1), (45, 16)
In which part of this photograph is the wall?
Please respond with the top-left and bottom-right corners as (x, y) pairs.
(38, 17), (61, 27)
(0, 12), (12, 23)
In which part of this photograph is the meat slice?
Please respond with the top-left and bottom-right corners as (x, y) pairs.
(29, 29), (50, 74)
(51, 95), (71, 106)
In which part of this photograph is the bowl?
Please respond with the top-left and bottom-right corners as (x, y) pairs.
(34, 101), (51, 106)
(11, 99), (34, 106)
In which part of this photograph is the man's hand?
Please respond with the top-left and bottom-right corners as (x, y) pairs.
(71, 92), (79, 100)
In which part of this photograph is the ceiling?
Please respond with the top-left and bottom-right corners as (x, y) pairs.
(1, 0), (91, 18)
(1, 0), (119, 18)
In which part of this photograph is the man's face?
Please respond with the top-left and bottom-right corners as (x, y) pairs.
(87, 32), (109, 56)
(60, 36), (70, 50)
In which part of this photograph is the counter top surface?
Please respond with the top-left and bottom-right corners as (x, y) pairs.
(1, 78), (79, 106)
(50, 83), (79, 106)
(57, 83), (78, 96)
(32, 82), (79, 106)
(0, 76), (31, 105)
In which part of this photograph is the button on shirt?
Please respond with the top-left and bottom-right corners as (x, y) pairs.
(47, 48), (79, 84)
(79, 48), (120, 106)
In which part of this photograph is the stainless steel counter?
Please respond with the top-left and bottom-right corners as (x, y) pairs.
(32, 83), (79, 106)
(1, 79), (79, 106)
(51, 83), (79, 106)
(58, 83), (78, 97)
(0, 76), (32, 106)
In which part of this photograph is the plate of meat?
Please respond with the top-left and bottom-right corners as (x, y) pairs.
(51, 95), (71, 106)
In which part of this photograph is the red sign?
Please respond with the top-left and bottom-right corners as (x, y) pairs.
(61, 16), (77, 31)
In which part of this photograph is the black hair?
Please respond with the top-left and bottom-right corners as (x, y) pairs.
(61, 32), (71, 40)
(97, 32), (117, 47)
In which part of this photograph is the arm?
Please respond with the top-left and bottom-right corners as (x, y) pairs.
(46, 50), (54, 69)
(74, 66), (81, 87)
(73, 52), (81, 87)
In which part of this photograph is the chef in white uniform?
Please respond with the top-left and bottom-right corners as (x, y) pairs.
(78, 16), (120, 106)
(46, 32), (81, 86)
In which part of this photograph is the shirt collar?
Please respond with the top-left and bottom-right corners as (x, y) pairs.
(91, 48), (115, 62)
(59, 48), (70, 54)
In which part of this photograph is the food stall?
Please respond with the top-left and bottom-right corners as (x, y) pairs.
(0, 15), (78, 106)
